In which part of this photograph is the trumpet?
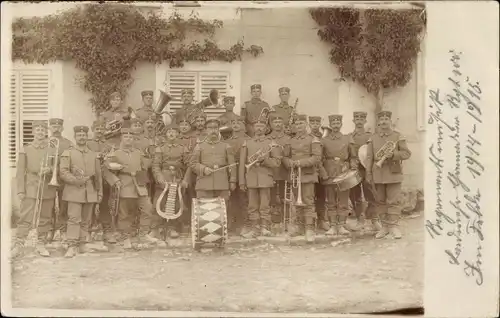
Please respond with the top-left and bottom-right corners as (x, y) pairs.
(245, 143), (280, 170)
(295, 166), (305, 206)
(48, 137), (60, 187)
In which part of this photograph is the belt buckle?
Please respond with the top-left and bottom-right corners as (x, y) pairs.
(213, 165), (219, 169)
(334, 157), (340, 161)
(169, 166), (175, 171)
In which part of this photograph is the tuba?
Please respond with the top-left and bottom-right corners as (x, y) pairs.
(154, 89), (174, 133)
(156, 167), (184, 221)
(197, 89), (220, 108)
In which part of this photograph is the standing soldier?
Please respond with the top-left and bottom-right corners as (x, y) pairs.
(308, 116), (328, 231)
(143, 114), (165, 146)
(267, 113), (290, 227)
(59, 126), (103, 257)
(271, 87), (295, 127)
(225, 116), (250, 234)
(87, 119), (118, 244)
(100, 92), (133, 148)
(188, 113), (208, 149)
(239, 120), (280, 238)
(241, 84), (270, 137)
(320, 115), (353, 236)
(282, 115), (322, 242)
(46, 118), (73, 243)
(365, 111), (411, 239)
(218, 96), (239, 140)
(177, 117), (193, 149)
(135, 90), (155, 121)
(152, 123), (191, 241)
(348, 111), (379, 232)
(190, 118), (237, 201)
(103, 123), (158, 250)
(174, 88), (217, 126)
(12, 120), (58, 258)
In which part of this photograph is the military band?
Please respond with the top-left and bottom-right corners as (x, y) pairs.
(12, 86), (412, 258)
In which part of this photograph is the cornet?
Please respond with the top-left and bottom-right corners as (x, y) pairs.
(245, 143), (280, 170)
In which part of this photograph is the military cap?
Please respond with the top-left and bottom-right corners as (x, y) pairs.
(165, 123), (180, 132)
(178, 116), (190, 124)
(250, 84), (262, 91)
(295, 114), (308, 122)
(32, 120), (48, 129)
(144, 113), (158, 122)
(353, 111), (367, 118)
(278, 87), (290, 94)
(254, 118), (268, 125)
(328, 114), (343, 122)
(181, 88), (194, 96)
(130, 118), (143, 125)
(73, 125), (89, 133)
(205, 118), (221, 126)
(141, 90), (154, 97)
(308, 116), (322, 122)
(49, 118), (64, 126)
(109, 92), (122, 99)
(377, 110), (392, 118)
(223, 96), (235, 103)
(269, 113), (284, 121)
(92, 119), (106, 128)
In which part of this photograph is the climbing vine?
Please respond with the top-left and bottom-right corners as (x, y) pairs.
(12, 3), (263, 113)
(310, 7), (426, 112)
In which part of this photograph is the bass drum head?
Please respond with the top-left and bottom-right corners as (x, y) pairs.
(191, 197), (228, 250)
(358, 144), (368, 168)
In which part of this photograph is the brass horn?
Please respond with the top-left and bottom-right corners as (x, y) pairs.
(154, 90), (174, 114)
(48, 137), (60, 187)
(198, 89), (220, 107)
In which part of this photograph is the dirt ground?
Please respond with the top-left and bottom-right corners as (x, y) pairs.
(9, 215), (423, 314)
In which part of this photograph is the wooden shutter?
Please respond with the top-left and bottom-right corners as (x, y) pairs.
(165, 72), (197, 111)
(199, 72), (229, 119)
(9, 72), (20, 167)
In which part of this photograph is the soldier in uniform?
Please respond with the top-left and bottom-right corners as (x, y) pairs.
(348, 111), (380, 232)
(87, 119), (118, 244)
(100, 92), (132, 148)
(224, 116), (250, 234)
(309, 116), (329, 231)
(239, 120), (280, 238)
(47, 118), (74, 243)
(103, 123), (158, 250)
(271, 87), (295, 127)
(282, 114), (322, 242)
(188, 113), (208, 145)
(135, 90), (155, 121)
(218, 96), (239, 140)
(178, 117), (194, 149)
(59, 126), (103, 257)
(365, 111), (412, 239)
(190, 118), (237, 201)
(174, 88), (214, 126)
(267, 113), (290, 226)
(241, 84), (270, 137)
(13, 120), (57, 257)
(283, 124), (294, 137)
(319, 115), (353, 236)
(152, 123), (191, 241)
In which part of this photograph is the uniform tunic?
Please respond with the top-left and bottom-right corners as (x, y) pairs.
(135, 106), (155, 123)
(282, 133), (321, 222)
(271, 102), (294, 126)
(218, 111), (239, 128)
(60, 145), (103, 246)
(51, 135), (74, 232)
(100, 107), (131, 147)
(366, 129), (412, 224)
(241, 98), (270, 137)
(267, 131), (290, 222)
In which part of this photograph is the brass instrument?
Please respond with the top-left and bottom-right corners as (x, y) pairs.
(198, 89), (220, 108)
(321, 125), (332, 138)
(155, 166), (184, 220)
(245, 143), (280, 170)
(48, 138), (60, 187)
(103, 107), (138, 139)
(27, 152), (51, 247)
(154, 89), (174, 133)
(289, 98), (299, 126)
(295, 166), (305, 206)
(375, 140), (398, 168)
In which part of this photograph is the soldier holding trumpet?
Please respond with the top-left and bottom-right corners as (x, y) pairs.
(59, 126), (103, 257)
(365, 111), (412, 239)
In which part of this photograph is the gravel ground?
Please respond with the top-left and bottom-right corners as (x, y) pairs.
(9, 215), (423, 314)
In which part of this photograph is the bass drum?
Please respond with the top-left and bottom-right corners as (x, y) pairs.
(191, 197), (228, 250)
(332, 170), (363, 192)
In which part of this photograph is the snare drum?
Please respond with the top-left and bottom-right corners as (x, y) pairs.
(332, 170), (362, 192)
(191, 197), (228, 250)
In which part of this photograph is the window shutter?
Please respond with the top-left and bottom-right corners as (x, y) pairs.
(200, 72), (229, 119)
(9, 72), (19, 167)
(165, 72), (197, 111)
(19, 70), (51, 146)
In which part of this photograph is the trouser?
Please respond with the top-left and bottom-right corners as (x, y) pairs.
(117, 196), (153, 239)
(196, 190), (230, 200)
(228, 185), (248, 228)
(151, 186), (185, 232)
(16, 198), (54, 242)
(374, 182), (402, 226)
(52, 189), (68, 232)
(315, 183), (328, 222)
(292, 183), (316, 229)
(270, 180), (285, 223)
(247, 187), (272, 229)
(132, 182), (152, 233)
(98, 184), (115, 233)
(66, 202), (94, 247)
(349, 180), (377, 219)
(325, 185), (350, 224)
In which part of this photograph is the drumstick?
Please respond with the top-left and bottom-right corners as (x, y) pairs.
(209, 163), (238, 173)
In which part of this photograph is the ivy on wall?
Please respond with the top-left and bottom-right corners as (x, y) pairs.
(309, 7), (426, 112)
(12, 3), (264, 113)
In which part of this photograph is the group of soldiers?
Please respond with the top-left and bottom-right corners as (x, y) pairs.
(12, 83), (411, 258)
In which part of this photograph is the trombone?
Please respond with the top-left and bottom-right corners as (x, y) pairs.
(283, 163), (305, 232)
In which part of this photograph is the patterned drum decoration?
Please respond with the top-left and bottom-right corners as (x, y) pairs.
(191, 197), (228, 250)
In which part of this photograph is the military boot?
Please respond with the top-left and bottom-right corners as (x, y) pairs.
(305, 218), (316, 243)
(11, 240), (24, 259)
(320, 220), (331, 231)
(64, 246), (78, 258)
(286, 220), (300, 237)
(337, 217), (351, 236)
(169, 228), (180, 239)
(390, 225), (402, 239)
(35, 243), (50, 257)
(103, 231), (117, 244)
(260, 221), (272, 237)
(122, 237), (133, 250)
(370, 219), (383, 232)
(375, 227), (390, 239)
(79, 243), (93, 254)
(242, 227), (259, 239)
(325, 223), (337, 236)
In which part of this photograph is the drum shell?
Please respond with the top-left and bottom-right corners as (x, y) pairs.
(191, 197), (228, 249)
(332, 170), (362, 192)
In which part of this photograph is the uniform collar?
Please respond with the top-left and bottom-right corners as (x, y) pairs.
(164, 139), (177, 146)
(352, 128), (366, 136)
(310, 130), (322, 138)
(74, 145), (89, 153)
(270, 131), (285, 138)
(120, 145), (135, 152)
(32, 139), (49, 149)
(295, 132), (308, 139)
(251, 97), (261, 102)
(329, 132), (343, 140)
(253, 134), (266, 141)
(379, 129), (393, 137)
